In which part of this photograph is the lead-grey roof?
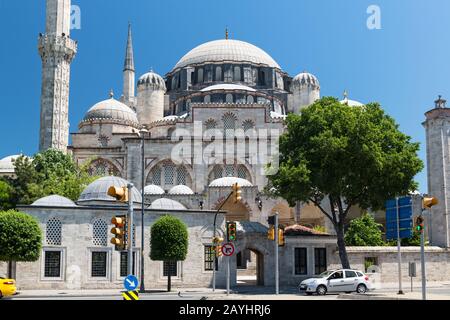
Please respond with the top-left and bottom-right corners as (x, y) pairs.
(81, 98), (139, 127)
(173, 39), (281, 71)
(32, 195), (77, 207)
(78, 176), (142, 203)
(149, 198), (186, 210)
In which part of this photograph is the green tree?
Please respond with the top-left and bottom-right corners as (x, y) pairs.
(0, 210), (42, 278)
(267, 97), (423, 268)
(150, 215), (189, 292)
(6, 149), (99, 207)
(0, 179), (13, 211)
(386, 229), (422, 246)
(345, 214), (385, 246)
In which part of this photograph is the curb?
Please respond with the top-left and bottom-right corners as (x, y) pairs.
(338, 294), (420, 301)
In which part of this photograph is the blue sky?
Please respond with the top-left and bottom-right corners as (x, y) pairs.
(1, 0), (449, 192)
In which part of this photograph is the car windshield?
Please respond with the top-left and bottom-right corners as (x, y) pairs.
(317, 271), (334, 278)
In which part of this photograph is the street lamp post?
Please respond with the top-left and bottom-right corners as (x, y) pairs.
(140, 129), (148, 293)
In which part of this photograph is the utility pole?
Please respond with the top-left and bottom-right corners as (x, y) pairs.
(420, 224), (426, 300)
(395, 197), (404, 294)
(275, 212), (279, 295)
(128, 183), (134, 276)
(140, 130), (147, 292)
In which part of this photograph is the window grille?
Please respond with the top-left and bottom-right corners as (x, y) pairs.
(120, 251), (136, 277)
(242, 120), (255, 131)
(150, 166), (162, 185)
(163, 261), (178, 277)
(237, 165), (248, 180)
(46, 218), (62, 246)
(223, 113), (236, 136)
(213, 165), (223, 180)
(205, 119), (217, 130)
(225, 165), (235, 177)
(176, 167), (188, 185)
(164, 163), (175, 185)
(204, 246), (218, 271)
(91, 251), (107, 277)
(295, 248), (308, 275)
(215, 66), (222, 81)
(44, 251), (61, 278)
(92, 219), (107, 246)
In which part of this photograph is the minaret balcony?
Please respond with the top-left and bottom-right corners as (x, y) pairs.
(38, 34), (78, 59)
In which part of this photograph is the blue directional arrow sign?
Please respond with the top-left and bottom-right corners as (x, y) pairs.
(124, 275), (139, 291)
(385, 196), (413, 241)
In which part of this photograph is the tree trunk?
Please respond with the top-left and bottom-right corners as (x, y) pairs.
(167, 262), (172, 292)
(335, 224), (351, 269)
(7, 260), (16, 279)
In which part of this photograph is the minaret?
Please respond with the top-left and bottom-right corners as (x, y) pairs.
(123, 23), (135, 105)
(423, 95), (450, 248)
(38, 0), (77, 152)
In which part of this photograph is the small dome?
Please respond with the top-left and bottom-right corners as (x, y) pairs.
(209, 177), (253, 188)
(168, 185), (194, 195)
(340, 98), (364, 107)
(137, 71), (166, 91)
(78, 176), (142, 203)
(200, 84), (257, 93)
(32, 195), (76, 207)
(149, 198), (186, 210)
(292, 72), (320, 89)
(0, 155), (21, 163)
(173, 39), (281, 71)
(81, 97), (139, 127)
(144, 184), (165, 195)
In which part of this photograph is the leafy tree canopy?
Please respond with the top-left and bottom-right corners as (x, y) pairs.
(345, 213), (385, 246)
(0, 210), (42, 262)
(150, 215), (189, 262)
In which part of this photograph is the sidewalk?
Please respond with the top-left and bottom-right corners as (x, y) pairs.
(338, 292), (450, 300)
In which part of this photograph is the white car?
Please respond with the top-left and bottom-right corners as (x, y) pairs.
(298, 269), (373, 295)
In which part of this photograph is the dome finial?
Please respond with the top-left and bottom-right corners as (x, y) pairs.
(435, 95), (447, 109)
(343, 90), (348, 100)
(109, 89), (114, 98)
(225, 26), (229, 40)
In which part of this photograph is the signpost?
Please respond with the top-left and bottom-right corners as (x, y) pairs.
(123, 275), (139, 300)
(221, 243), (235, 257)
(386, 196), (413, 295)
(408, 262), (416, 292)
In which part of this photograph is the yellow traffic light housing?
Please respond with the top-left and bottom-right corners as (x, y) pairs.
(216, 245), (223, 257)
(268, 226), (275, 241)
(111, 216), (126, 250)
(232, 183), (242, 204)
(423, 196), (438, 209)
(278, 228), (285, 247)
(107, 186), (129, 203)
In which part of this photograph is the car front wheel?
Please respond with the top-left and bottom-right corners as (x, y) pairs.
(356, 284), (367, 294)
(316, 285), (327, 296)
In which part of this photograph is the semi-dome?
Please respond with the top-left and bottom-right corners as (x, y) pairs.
(137, 70), (166, 91)
(144, 184), (165, 195)
(173, 39), (281, 71)
(209, 177), (253, 188)
(81, 97), (139, 127)
(200, 84), (257, 93)
(78, 176), (142, 203)
(149, 198), (186, 210)
(168, 185), (194, 195)
(32, 195), (76, 207)
(292, 72), (320, 89)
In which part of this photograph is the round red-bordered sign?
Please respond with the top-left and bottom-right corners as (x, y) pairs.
(221, 243), (235, 256)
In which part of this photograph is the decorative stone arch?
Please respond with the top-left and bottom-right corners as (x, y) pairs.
(146, 159), (193, 190)
(207, 163), (254, 184)
(87, 158), (121, 177)
(212, 196), (252, 221)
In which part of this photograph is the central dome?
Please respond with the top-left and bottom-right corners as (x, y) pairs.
(173, 39), (281, 71)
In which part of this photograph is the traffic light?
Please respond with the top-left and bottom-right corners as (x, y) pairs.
(111, 215), (126, 250)
(423, 196), (438, 209)
(227, 222), (237, 242)
(107, 186), (129, 203)
(212, 237), (224, 257)
(267, 215), (275, 226)
(415, 215), (425, 233)
(278, 228), (285, 246)
(232, 183), (242, 203)
(216, 245), (223, 257)
(268, 226), (275, 240)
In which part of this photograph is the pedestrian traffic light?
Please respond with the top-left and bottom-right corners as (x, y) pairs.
(107, 186), (129, 203)
(415, 216), (425, 233)
(423, 196), (438, 209)
(268, 226), (275, 240)
(227, 222), (237, 242)
(111, 215), (126, 250)
(232, 183), (242, 203)
(278, 228), (285, 247)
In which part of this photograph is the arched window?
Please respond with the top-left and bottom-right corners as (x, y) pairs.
(92, 219), (108, 247)
(147, 161), (192, 190)
(247, 95), (254, 104)
(204, 95), (211, 103)
(198, 68), (204, 83)
(215, 66), (222, 81)
(226, 94), (233, 103)
(88, 159), (120, 177)
(209, 164), (251, 183)
(234, 66), (241, 82)
(222, 113), (237, 137)
(242, 119), (255, 131)
(224, 67), (233, 82)
(204, 118), (217, 130)
(46, 217), (62, 246)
